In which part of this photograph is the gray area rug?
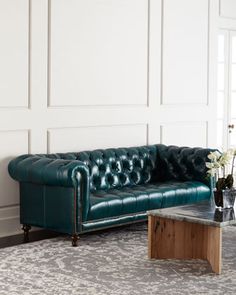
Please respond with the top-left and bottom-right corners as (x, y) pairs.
(0, 223), (235, 295)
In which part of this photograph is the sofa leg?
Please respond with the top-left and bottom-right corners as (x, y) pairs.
(71, 234), (79, 247)
(22, 224), (31, 243)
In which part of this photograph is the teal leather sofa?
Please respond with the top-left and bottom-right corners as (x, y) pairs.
(8, 144), (213, 246)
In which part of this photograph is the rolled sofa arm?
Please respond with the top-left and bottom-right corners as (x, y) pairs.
(8, 154), (90, 233)
(8, 154), (90, 222)
(8, 154), (90, 188)
(155, 144), (215, 186)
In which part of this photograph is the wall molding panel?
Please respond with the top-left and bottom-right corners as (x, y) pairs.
(0, 0), (30, 109)
(0, 0), (218, 237)
(160, 121), (208, 147)
(47, 0), (150, 108)
(47, 124), (148, 153)
(161, 0), (210, 106)
(219, 0), (236, 20)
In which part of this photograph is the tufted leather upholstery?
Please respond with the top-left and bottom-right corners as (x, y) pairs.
(88, 181), (210, 221)
(75, 145), (157, 191)
(8, 144), (214, 237)
(154, 144), (211, 184)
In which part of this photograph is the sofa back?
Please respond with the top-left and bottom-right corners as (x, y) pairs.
(8, 144), (213, 193)
(43, 144), (212, 191)
(72, 145), (157, 192)
(154, 144), (213, 185)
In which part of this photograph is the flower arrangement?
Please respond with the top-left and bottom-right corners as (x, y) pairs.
(206, 149), (236, 208)
(206, 150), (235, 190)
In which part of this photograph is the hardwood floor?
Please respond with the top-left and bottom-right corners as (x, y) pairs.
(0, 230), (60, 248)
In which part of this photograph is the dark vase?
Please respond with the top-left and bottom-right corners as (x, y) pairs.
(223, 188), (236, 208)
(214, 207), (235, 222)
(213, 188), (236, 209)
(213, 189), (223, 208)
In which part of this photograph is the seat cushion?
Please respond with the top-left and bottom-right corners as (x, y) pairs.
(87, 181), (211, 221)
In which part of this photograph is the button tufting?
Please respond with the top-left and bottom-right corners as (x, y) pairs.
(130, 171), (141, 184)
(111, 161), (120, 172)
(93, 176), (101, 188)
(119, 173), (127, 185)
(106, 174), (114, 186)
(122, 160), (131, 171)
(99, 164), (106, 173)
(133, 158), (142, 169)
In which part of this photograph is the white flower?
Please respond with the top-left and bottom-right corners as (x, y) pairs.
(207, 168), (218, 176)
(206, 162), (213, 169)
(228, 148), (234, 155)
(206, 162), (218, 169)
(207, 151), (221, 162)
(206, 150), (233, 176)
(228, 148), (236, 156)
(219, 151), (231, 167)
(206, 148), (236, 181)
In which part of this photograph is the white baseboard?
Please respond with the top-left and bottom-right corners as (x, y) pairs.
(0, 205), (21, 237)
(0, 205), (40, 238)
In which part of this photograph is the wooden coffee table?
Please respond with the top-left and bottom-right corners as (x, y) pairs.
(147, 201), (236, 274)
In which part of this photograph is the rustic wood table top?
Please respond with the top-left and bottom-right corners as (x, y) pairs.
(147, 201), (236, 228)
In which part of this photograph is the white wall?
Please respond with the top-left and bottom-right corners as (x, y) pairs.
(219, 0), (236, 19)
(217, 1), (236, 151)
(218, 0), (236, 31)
(0, 0), (218, 237)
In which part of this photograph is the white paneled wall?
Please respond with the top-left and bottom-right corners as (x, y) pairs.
(0, 0), (218, 237)
(0, 131), (29, 207)
(0, 0), (29, 107)
(48, 125), (148, 153)
(217, 1), (236, 151)
(160, 122), (208, 147)
(162, 0), (209, 105)
(49, 0), (148, 107)
(220, 0), (236, 19)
